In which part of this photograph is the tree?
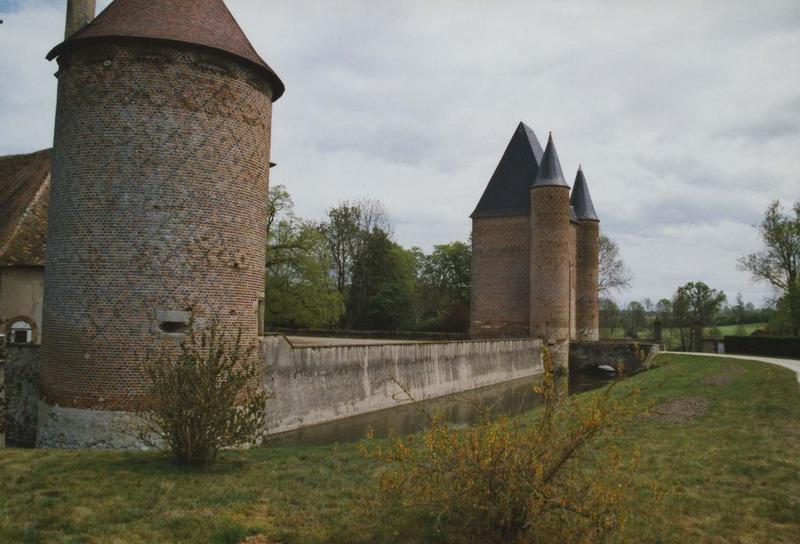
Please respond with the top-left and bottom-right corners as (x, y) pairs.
(622, 301), (645, 339)
(265, 185), (344, 328)
(348, 228), (416, 330)
(671, 282), (727, 352)
(599, 298), (621, 338)
(599, 234), (632, 295)
(732, 293), (747, 335)
(414, 241), (472, 331)
(655, 298), (672, 329)
(319, 198), (392, 296)
(738, 200), (800, 335)
(266, 224), (344, 329)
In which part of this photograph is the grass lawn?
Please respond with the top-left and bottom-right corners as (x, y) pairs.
(1, 354), (798, 543)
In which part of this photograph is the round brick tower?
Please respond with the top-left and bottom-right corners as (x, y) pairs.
(529, 134), (571, 369)
(571, 167), (600, 341)
(39, 0), (284, 448)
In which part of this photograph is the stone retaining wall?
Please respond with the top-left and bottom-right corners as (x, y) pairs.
(3, 345), (40, 447)
(264, 335), (543, 434)
(569, 340), (661, 373)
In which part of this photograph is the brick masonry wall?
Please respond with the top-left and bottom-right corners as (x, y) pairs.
(569, 221), (577, 340)
(575, 220), (600, 340)
(40, 42), (275, 411)
(529, 187), (571, 364)
(470, 216), (530, 337)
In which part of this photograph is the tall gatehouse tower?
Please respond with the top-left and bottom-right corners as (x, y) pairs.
(39, 0), (284, 447)
(529, 134), (572, 367)
(470, 123), (600, 367)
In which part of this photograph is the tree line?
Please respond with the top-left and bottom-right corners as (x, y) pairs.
(599, 199), (800, 349)
(265, 186), (470, 332)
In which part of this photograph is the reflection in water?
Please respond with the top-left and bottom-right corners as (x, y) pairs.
(265, 368), (617, 447)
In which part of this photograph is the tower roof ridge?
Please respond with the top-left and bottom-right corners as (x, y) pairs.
(470, 121), (544, 218)
(46, 0), (284, 100)
(570, 167), (599, 221)
(531, 133), (569, 189)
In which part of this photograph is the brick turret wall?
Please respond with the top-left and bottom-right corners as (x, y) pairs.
(529, 186), (572, 366)
(40, 41), (275, 412)
(470, 216), (530, 337)
(575, 220), (600, 340)
(569, 221), (577, 340)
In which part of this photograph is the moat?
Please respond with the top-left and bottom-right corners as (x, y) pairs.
(264, 367), (616, 447)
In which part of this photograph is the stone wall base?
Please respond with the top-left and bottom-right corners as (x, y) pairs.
(37, 402), (149, 450)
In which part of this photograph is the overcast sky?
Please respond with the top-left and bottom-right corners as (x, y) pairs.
(1, 0), (798, 306)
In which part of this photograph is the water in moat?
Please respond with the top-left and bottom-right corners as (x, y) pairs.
(264, 367), (617, 447)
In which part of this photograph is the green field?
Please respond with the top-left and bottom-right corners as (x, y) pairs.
(602, 322), (767, 346)
(1, 354), (798, 543)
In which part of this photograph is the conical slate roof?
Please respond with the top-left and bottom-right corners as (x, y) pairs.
(46, 0), (284, 100)
(471, 122), (544, 218)
(570, 166), (599, 221)
(531, 133), (569, 189)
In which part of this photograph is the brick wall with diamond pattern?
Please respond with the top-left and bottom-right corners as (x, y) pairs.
(40, 42), (275, 410)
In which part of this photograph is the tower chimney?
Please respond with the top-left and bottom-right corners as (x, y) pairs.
(65, 0), (96, 39)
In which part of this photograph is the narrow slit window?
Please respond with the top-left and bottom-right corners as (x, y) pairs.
(159, 321), (189, 334)
(156, 310), (192, 336)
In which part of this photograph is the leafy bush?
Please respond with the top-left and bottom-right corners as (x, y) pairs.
(724, 335), (800, 358)
(135, 326), (269, 466)
(362, 349), (643, 543)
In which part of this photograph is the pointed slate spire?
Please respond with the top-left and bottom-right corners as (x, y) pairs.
(471, 122), (545, 218)
(570, 165), (599, 221)
(531, 133), (569, 189)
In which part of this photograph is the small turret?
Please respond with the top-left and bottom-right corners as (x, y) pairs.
(65, 0), (96, 39)
(570, 166), (599, 221)
(529, 133), (571, 368)
(571, 166), (600, 340)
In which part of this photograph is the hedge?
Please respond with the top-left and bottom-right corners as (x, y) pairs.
(724, 335), (800, 358)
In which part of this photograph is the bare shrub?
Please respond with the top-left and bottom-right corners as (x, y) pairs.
(362, 348), (642, 543)
(135, 325), (269, 466)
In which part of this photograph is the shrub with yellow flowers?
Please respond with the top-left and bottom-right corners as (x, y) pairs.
(362, 348), (643, 543)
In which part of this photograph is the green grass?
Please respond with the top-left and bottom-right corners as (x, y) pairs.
(1, 354), (799, 543)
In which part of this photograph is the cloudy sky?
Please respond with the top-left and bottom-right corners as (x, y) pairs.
(1, 0), (798, 306)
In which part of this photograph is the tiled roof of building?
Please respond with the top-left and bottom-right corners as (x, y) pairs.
(0, 149), (50, 267)
(46, 0), (285, 100)
(570, 166), (599, 221)
(471, 122), (544, 218)
(531, 133), (569, 189)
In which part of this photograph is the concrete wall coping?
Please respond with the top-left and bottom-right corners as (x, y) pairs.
(263, 333), (539, 350)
